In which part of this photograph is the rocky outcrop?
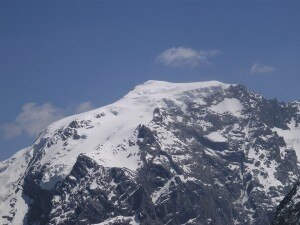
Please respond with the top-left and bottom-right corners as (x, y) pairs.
(272, 181), (300, 225)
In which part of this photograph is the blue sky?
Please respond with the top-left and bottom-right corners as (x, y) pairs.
(0, 0), (299, 160)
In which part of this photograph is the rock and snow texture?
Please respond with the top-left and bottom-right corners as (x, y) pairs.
(0, 80), (300, 225)
(272, 181), (300, 225)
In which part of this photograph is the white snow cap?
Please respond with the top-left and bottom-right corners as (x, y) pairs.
(126, 80), (231, 97)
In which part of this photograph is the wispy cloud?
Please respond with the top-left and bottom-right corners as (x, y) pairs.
(75, 101), (94, 114)
(156, 47), (221, 68)
(1, 101), (94, 139)
(1, 103), (63, 139)
(251, 62), (275, 74)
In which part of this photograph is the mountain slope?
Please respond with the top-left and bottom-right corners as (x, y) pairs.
(1, 80), (300, 225)
(271, 181), (300, 225)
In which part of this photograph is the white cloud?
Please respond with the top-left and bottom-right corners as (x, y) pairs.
(251, 62), (275, 74)
(75, 101), (93, 113)
(1, 123), (23, 139)
(156, 47), (221, 68)
(1, 101), (94, 139)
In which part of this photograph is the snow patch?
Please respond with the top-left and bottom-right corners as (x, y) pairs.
(210, 98), (243, 116)
(93, 216), (139, 225)
(205, 131), (227, 142)
(272, 119), (300, 160)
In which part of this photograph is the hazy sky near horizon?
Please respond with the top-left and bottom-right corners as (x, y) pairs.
(0, 0), (299, 160)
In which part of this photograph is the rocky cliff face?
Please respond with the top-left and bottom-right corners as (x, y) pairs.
(272, 181), (300, 225)
(1, 80), (300, 225)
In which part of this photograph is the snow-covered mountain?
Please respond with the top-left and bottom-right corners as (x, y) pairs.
(1, 80), (300, 225)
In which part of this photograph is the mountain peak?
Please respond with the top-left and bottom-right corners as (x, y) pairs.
(1, 81), (300, 225)
(141, 79), (229, 86)
(125, 80), (233, 100)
